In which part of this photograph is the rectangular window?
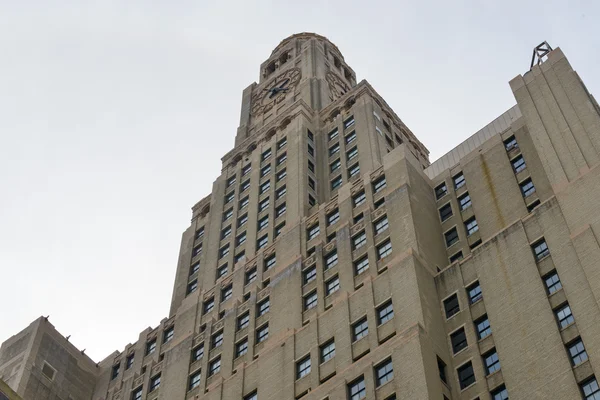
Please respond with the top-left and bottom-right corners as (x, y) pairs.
(352, 231), (367, 250)
(242, 164), (252, 176)
(261, 149), (271, 161)
(236, 338), (248, 358)
(520, 178), (536, 197)
(308, 144), (314, 157)
(377, 300), (394, 325)
(373, 176), (387, 193)
(483, 349), (501, 375)
(237, 312), (250, 330)
(377, 240), (392, 259)
(148, 374), (160, 392)
(374, 216), (389, 234)
(328, 128), (339, 141)
(259, 180), (270, 194)
(191, 344), (204, 362)
(467, 281), (482, 304)
(224, 191), (235, 204)
(453, 172), (465, 189)
(324, 250), (338, 269)
(276, 185), (286, 199)
(146, 339), (157, 355)
(187, 279), (198, 295)
(449, 251), (463, 264)
(239, 196), (249, 209)
(236, 232), (247, 246)
(111, 364), (120, 380)
(346, 131), (356, 144)
(327, 209), (340, 226)
(504, 135), (518, 151)
(458, 192), (471, 210)
(354, 213), (364, 223)
(475, 315), (492, 339)
(257, 298), (270, 316)
(451, 327), (468, 354)
(223, 209), (233, 222)
(581, 377), (600, 399)
(443, 294), (459, 319)
(276, 169), (287, 182)
(277, 153), (287, 165)
(163, 326), (174, 343)
(330, 159), (341, 173)
(308, 177), (316, 190)
(303, 266), (316, 284)
(527, 199), (541, 212)
(491, 385), (509, 400)
(326, 276), (340, 295)
(344, 116), (355, 129)
(131, 387), (143, 400)
(195, 227), (205, 240)
(238, 214), (248, 227)
(457, 362), (475, 389)
(264, 254), (276, 270)
(347, 147), (358, 161)
(354, 256), (369, 275)
(308, 159), (315, 172)
(307, 224), (320, 240)
(221, 285), (233, 302)
(511, 154), (526, 173)
(439, 203), (453, 222)
(348, 376), (366, 400)
(437, 357), (447, 383)
(304, 291), (318, 310)
(203, 297), (214, 314)
(331, 176), (343, 190)
(329, 143), (340, 156)
(544, 271), (563, 294)
(307, 130), (314, 141)
(444, 228), (459, 247)
(353, 191), (366, 207)
(256, 324), (269, 343)
(320, 339), (335, 363)
(208, 357), (221, 376)
(465, 217), (479, 236)
(555, 303), (575, 329)
(352, 317), (369, 341)
(256, 234), (268, 249)
(568, 338), (588, 366)
(260, 165), (271, 178)
(258, 197), (270, 212)
(188, 370), (201, 390)
(221, 226), (231, 240)
(219, 244), (230, 259)
(375, 358), (394, 387)
(126, 353), (135, 369)
(244, 391), (258, 400)
(211, 331), (223, 349)
(532, 238), (550, 261)
(240, 179), (250, 192)
(258, 215), (269, 230)
(192, 244), (202, 257)
(245, 267), (257, 285)
(227, 175), (236, 187)
(275, 222), (286, 238)
(348, 163), (360, 177)
(435, 182), (448, 200)
(296, 355), (311, 379)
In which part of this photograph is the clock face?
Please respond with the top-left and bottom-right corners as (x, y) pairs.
(252, 68), (301, 115)
(326, 72), (350, 101)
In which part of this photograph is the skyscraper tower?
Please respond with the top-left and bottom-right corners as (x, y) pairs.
(3, 33), (600, 400)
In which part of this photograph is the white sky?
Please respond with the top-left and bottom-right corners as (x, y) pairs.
(1, 0), (598, 362)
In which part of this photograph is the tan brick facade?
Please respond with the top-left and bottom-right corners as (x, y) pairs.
(2, 33), (600, 400)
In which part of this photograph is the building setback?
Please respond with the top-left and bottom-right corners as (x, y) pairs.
(2, 33), (600, 400)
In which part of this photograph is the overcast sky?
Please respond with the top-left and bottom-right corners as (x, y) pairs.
(1, 1), (598, 362)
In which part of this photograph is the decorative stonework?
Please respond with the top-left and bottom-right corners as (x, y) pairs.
(350, 222), (364, 236)
(251, 68), (301, 116)
(372, 207), (386, 220)
(326, 72), (350, 101)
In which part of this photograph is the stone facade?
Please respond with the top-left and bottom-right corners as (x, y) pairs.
(2, 33), (600, 400)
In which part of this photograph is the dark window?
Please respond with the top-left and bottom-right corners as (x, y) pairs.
(435, 182), (448, 199)
(237, 312), (250, 330)
(437, 357), (447, 383)
(352, 231), (367, 249)
(308, 144), (314, 157)
(296, 355), (311, 379)
(457, 362), (475, 389)
(188, 370), (201, 390)
(580, 376), (600, 399)
(221, 226), (232, 240)
(190, 262), (200, 276)
(203, 297), (214, 314)
(324, 250), (338, 270)
(520, 178), (536, 197)
(375, 358), (394, 386)
(331, 176), (343, 190)
(195, 227), (204, 240)
(259, 180), (270, 194)
(244, 391), (258, 400)
(163, 326), (174, 343)
(458, 192), (472, 210)
(211, 331), (223, 349)
(354, 256), (369, 275)
(131, 387), (143, 400)
(277, 153), (287, 165)
(443, 294), (460, 318)
(344, 116), (355, 129)
(264, 253), (276, 270)
(111, 364), (120, 380)
(327, 232), (336, 243)
(445, 228), (459, 247)
(544, 271), (563, 294)
(504, 135), (518, 151)
(527, 199), (541, 212)
(258, 197), (270, 212)
(568, 338), (588, 366)
(377, 301), (394, 325)
(353, 191), (366, 207)
(149, 374), (161, 392)
(256, 324), (269, 343)
(346, 131), (357, 144)
(320, 340), (335, 363)
(532, 239), (550, 261)
(465, 217), (479, 236)
(449, 251), (463, 263)
(126, 353), (135, 369)
(258, 215), (269, 230)
(223, 208), (233, 221)
(467, 281), (482, 304)
(307, 224), (320, 240)
(347, 147), (358, 161)
(191, 345), (204, 362)
(257, 298), (270, 316)
(276, 185), (286, 199)
(475, 315), (492, 339)
(256, 234), (268, 249)
(235, 251), (246, 263)
(225, 191), (235, 204)
(491, 385), (509, 400)
(227, 175), (236, 187)
(240, 179), (250, 192)
(483, 349), (501, 375)
(511, 155), (526, 173)
(328, 128), (339, 141)
(453, 172), (465, 189)
(348, 163), (360, 177)
(221, 285), (233, 302)
(242, 164), (252, 176)
(308, 159), (315, 172)
(348, 376), (366, 400)
(329, 143), (340, 156)
(353, 213), (364, 224)
(219, 244), (230, 258)
(309, 177), (316, 190)
(330, 159), (341, 173)
(245, 268), (257, 285)
(352, 317), (369, 341)
(327, 209), (340, 226)
(303, 266), (316, 284)
(236, 232), (247, 246)
(276, 168), (286, 182)
(374, 216), (389, 234)
(146, 339), (156, 355)
(326, 276), (340, 295)
(304, 291), (317, 310)
(236, 338), (248, 357)
(307, 130), (314, 141)
(439, 203), (453, 222)
(261, 149), (271, 161)
(373, 176), (387, 193)
(208, 357), (221, 376)
(377, 240), (392, 259)
(238, 213), (248, 227)
(187, 279), (198, 295)
(450, 328), (468, 354)
(192, 244), (202, 257)
(260, 165), (271, 177)
(555, 303), (575, 329)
